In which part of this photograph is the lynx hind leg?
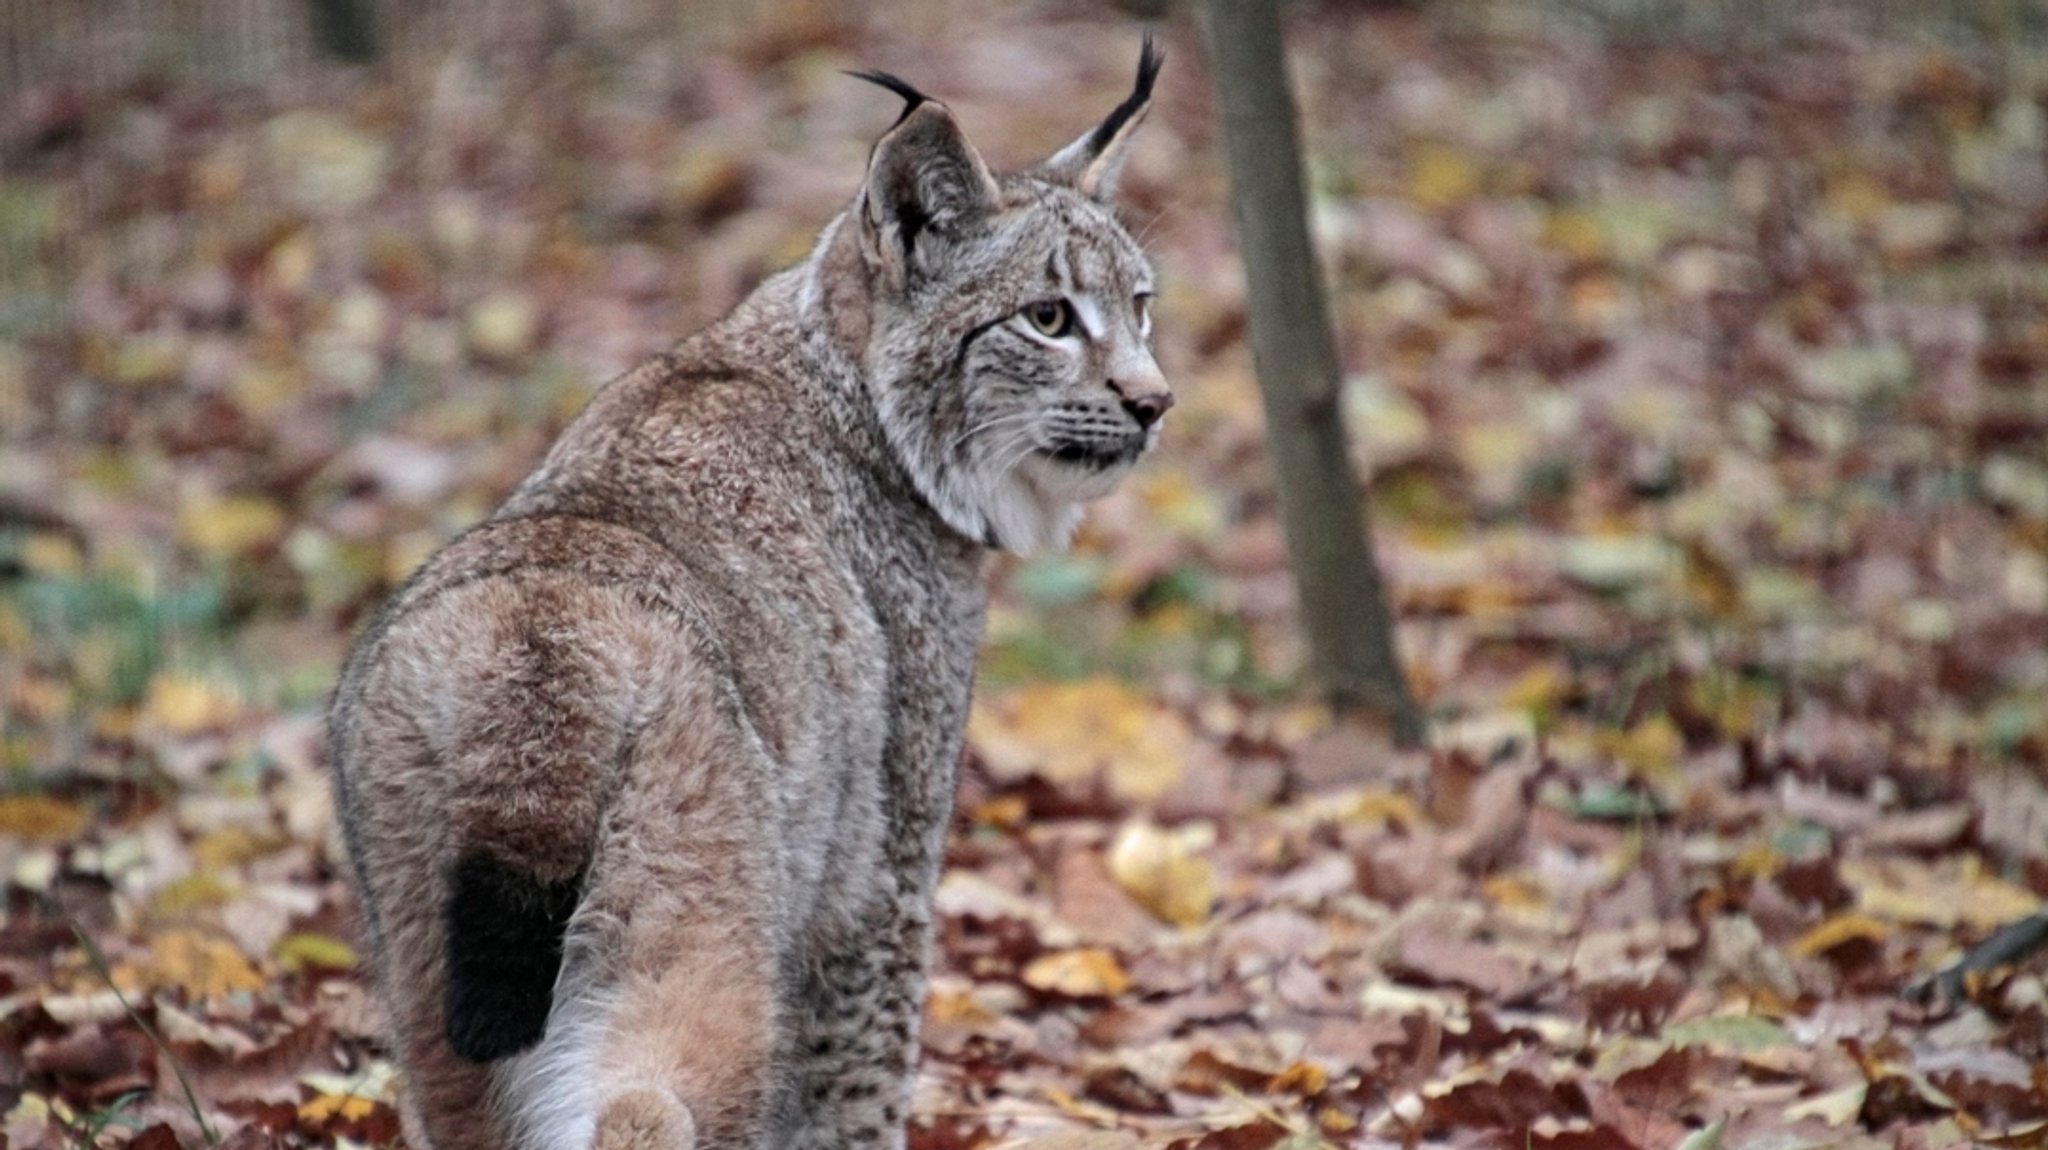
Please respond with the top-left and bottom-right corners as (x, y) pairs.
(502, 693), (793, 1150)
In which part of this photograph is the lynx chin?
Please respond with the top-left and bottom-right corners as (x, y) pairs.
(328, 38), (1170, 1150)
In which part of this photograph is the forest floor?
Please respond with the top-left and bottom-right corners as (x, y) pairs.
(3, 3), (2048, 1148)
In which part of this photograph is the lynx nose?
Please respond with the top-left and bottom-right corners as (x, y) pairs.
(1108, 352), (1174, 430)
(1120, 390), (1174, 429)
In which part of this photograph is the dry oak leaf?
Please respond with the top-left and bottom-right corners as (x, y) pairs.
(141, 672), (245, 736)
(1107, 820), (1218, 928)
(970, 679), (1193, 802)
(1022, 948), (1132, 998)
(0, 794), (90, 843)
(1841, 857), (2040, 929)
(175, 493), (287, 560)
(116, 928), (266, 999)
(1789, 913), (1889, 960)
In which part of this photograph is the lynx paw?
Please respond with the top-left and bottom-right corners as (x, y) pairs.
(594, 1088), (695, 1150)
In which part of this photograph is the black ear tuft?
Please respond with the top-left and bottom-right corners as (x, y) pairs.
(845, 69), (932, 125)
(1086, 32), (1164, 155)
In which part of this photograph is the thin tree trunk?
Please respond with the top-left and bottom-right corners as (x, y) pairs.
(308, 0), (378, 63)
(1197, 0), (1424, 745)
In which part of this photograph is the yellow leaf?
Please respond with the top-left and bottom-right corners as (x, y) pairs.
(969, 679), (1191, 802)
(299, 1092), (378, 1123)
(1842, 857), (2041, 929)
(1825, 171), (1890, 225)
(192, 827), (276, 871)
(1784, 1083), (1867, 1127)
(1542, 209), (1608, 261)
(0, 794), (89, 843)
(1455, 421), (1538, 501)
(1340, 789), (1426, 829)
(108, 331), (186, 387)
(1107, 820), (1217, 928)
(177, 493), (286, 558)
(20, 533), (83, 576)
(1791, 913), (1889, 959)
(970, 795), (1027, 830)
(0, 604), (27, 653)
(148, 873), (237, 919)
(1021, 947), (1131, 998)
(1269, 1061), (1328, 1096)
(925, 989), (999, 1028)
(1601, 715), (1684, 784)
(142, 673), (242, 735)
(232, 360), (307, 416)
(1135, 469), (1227, 542)
(129, 929), (266, 999)
(1407, 143), (1480, 210)
(1037, 1086), (1125, 1128)
(1481, 874), (1551, 912)
(467, 291), (540, 362)
(1729, 842), (1784, 882)
(276, 932), (358, 973)
(1501, 663), (1571, 714)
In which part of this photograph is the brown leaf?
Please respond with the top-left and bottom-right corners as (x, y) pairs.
(1613, 1046), (1702, 1111)
(1174, 1049), (1276, 1096)
(1392, 926), (1538, 999)
(23, 1025), (151, 1090)
(130, 1123), (183, 1150)
(1189, 1122), (1288, 1150)
(906, 1117), (997, 1150)
(1079, 986), (1254, 1048)
(1584, 973), (1685, 1034)
(1053, 846), (1162, 948)
(1420, 1070), (1590, 1135)
(1081, 1064), (1172, 1114)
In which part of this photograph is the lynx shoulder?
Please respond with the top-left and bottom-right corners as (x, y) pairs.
(329, 39), (1168, 1150)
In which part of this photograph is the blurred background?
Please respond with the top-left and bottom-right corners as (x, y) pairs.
(4, 1), (2048, 1146)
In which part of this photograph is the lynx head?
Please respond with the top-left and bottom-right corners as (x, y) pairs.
(834, 38), (1169, 553)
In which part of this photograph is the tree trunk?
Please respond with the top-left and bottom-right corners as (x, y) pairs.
(308, 0), (378, 63)
(1196, 0), (1424, 745)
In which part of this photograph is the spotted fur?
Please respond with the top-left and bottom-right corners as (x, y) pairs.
(329, 42), (1167, 1150)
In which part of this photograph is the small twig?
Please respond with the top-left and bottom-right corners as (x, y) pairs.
(66, 922), (220, 1146)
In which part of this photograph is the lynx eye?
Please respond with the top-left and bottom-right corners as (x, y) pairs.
(1023, 299), (1075, 339)
(1134, 292), (1154, 327)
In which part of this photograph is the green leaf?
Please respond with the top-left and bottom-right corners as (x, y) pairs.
(1662, 1014), (1793, 1053)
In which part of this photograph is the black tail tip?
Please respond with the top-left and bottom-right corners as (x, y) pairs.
(442, 852), (583, 1062)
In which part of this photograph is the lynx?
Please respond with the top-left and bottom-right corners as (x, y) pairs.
(328, 40), (1168, 1150)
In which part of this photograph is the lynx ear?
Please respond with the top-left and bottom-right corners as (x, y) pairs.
(850, 71), (1001, 290)
(1036, 34), (1163, 204)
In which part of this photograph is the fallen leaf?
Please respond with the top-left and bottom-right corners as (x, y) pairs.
(176, 493), (287, 559)
(119, 928), (266, 999)
(1021, 948), (1131, 999)
(0, 794), (90, 843)
(1107, 820), (1217, 927)
(1789, 912), (1888, 959)
(971, 680), (1194, 802)
(1842, 857), (2041, 928)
